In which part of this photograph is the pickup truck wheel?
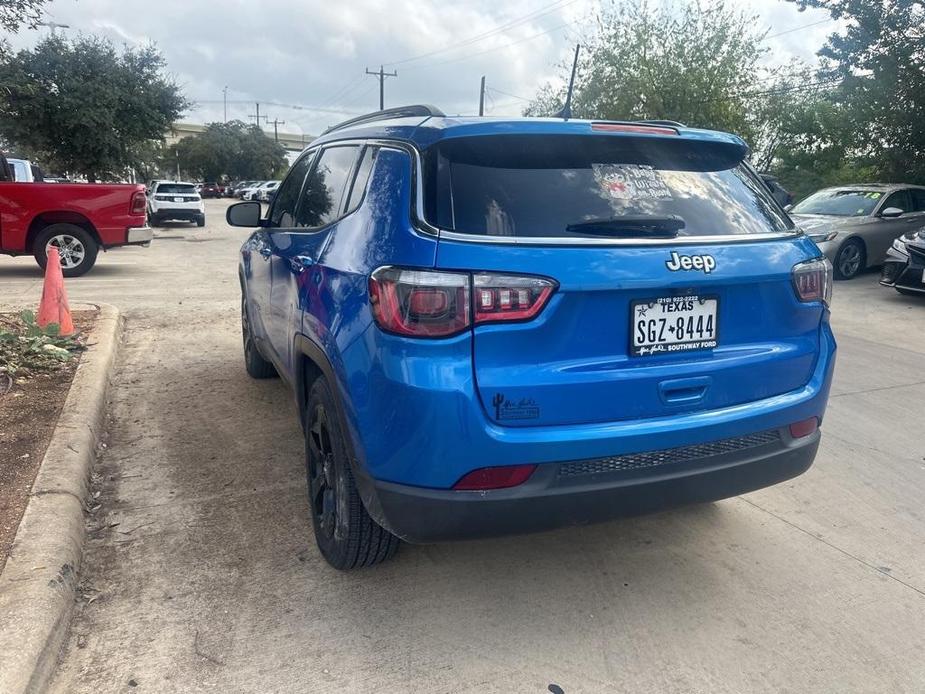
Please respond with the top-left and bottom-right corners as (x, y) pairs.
(305, 376), (400, 570)
(196, 215), (205, 227)
(34, 224), (98, 278)
(241, 296), (277, 379)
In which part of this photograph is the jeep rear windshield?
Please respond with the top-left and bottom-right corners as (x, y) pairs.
(157, 184), (197, 194)
(422, 135), (793, 238)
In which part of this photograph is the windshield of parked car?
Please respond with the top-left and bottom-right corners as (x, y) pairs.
(423, 134), (793, 238)
(791, 189), (882, 216)
(155, 183), (197, 194)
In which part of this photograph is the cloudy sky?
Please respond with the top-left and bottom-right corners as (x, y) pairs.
(10, 0), (839, 138)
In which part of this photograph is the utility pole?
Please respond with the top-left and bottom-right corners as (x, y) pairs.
(556, 43), (581, 120)
(478, 76), (486, 116)
(37, 21), (70, 36)
(269, 118), (286, 143)
(175, 150), (181, 181)
(365, 65), (398, 111)
(249, 103), (268, 130)
(222, 86), (228, 123)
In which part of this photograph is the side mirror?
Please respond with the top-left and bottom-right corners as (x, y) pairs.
(227, 201), (262, 227)
(784, 204), (793, 212)
(880, 206), (904, 218)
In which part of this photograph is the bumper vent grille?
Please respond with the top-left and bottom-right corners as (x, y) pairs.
(557, 430), (781, 478)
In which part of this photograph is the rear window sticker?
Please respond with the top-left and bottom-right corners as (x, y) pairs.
(592, 164), (673, 200)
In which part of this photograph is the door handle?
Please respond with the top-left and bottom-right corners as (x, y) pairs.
(289, 255), (314, 272)
(258, 247), (272, 258)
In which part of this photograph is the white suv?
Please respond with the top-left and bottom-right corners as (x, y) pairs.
(148, 181), (205, 227)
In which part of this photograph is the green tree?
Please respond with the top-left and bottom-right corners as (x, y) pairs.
(166, 120), (288, 182)
(0, 36), (187, 181)
(786, 0), (925, 184)
(526, 1), (769, 140)
(0, 0), (50, 32)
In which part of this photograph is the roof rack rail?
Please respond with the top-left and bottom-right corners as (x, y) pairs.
(636, 119), (686, 128)
(323, 105), (445, 135)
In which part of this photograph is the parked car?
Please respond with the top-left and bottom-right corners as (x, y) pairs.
(760, 173), (793, 208)
(225, 183), (242, 198)
(238, 181), (265, 200)
(228, 106), (836, 570)
(880, 229), (925, 296)
(789, 184), (925, 279)
(200, 182), (223, 198)
(147, 181), (205, 227)
(0, 151), (151, 276)
(257, 180), (280, 202)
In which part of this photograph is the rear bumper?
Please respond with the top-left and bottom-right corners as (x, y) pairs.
(365, 427), (819, 543)
(126, 226), (153, 245)
(152, 207), (204, 221)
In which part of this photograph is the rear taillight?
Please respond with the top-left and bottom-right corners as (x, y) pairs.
(473, 273), (556, 324)
(368, 267), (557, 338)
(792, 258), (833, 307)
(130, 191), (147, 215)
(453, 464), (536, 490)
(369, 267), (470, 337)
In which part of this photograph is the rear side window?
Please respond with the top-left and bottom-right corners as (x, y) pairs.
(423, 135), (792, 238)
(295, 145), (360, 228)
(156, 184), (197, 195)
(881, 190), (913, 213)
(912, 189), (925, 212)
(345, 147), (377, 215)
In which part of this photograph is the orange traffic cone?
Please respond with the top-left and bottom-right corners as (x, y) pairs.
(37, 247), (75, 336)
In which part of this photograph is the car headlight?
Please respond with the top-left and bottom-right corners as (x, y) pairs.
(808, 231), (838, 243)
(891, 237), (910, 256)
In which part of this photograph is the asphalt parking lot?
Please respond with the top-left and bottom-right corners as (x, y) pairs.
(2, 198), (924, 693)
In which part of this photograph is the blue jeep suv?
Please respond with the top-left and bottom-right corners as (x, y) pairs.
(229, 106), (836, 570)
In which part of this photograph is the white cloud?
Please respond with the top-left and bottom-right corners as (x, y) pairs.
(11, 0), (845, 137)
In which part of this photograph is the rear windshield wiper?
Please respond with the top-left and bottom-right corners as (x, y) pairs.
(565, 215), (685, 238)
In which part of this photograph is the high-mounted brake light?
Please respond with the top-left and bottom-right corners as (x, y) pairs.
(591, 123), (678, 136)
(368, 267), (557, 338)
(130, 191), (147, 216)
(453, 464), (537, 490)
(792, 258), (833, 307)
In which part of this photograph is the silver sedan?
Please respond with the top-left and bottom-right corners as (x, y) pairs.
(789, 184), (925, 279)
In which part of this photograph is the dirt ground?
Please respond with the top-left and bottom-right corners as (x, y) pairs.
(0, 311), (95, 573)
(2, 200), (925, 693)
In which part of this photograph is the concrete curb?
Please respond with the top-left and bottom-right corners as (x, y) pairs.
(0, 303), (122, 694)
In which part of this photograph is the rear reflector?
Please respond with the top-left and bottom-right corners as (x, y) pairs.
(453, 464), (537, 490)
(369, 267), (557, 338)
(591, 123), (678, 136)
(789, 417), (818, 439)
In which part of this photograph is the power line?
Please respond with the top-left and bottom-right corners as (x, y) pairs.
(383, 0), (580, 67)
(192, 99), (363, 116)
(404, 21), (572, 72)
(487, 86), (533, 102)
(765, 17), (834, 40)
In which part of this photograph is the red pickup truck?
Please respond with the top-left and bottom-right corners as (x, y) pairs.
(0, 156), (152, 277)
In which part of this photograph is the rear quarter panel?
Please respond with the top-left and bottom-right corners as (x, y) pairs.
(0, 182), (146, 252)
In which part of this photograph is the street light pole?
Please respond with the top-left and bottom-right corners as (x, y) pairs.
(222, 86), (228, 123)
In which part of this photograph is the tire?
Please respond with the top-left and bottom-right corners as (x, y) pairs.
(150, 214), (162, 227)
(196, 215), (205, 227)
(833, 239), (865, 280)
(305, 376), (400, 570)
(33, 223), (99, 278)
(241, 296), (277, 379)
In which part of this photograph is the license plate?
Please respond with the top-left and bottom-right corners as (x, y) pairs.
(631, 295), (718, 356)
(174, 196), (184, 203)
